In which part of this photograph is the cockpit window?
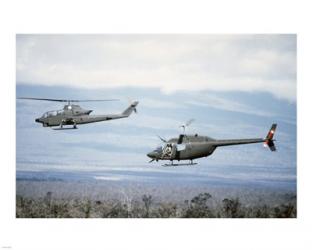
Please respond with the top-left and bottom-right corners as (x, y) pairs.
(42, 110), (58, 118)
(154, 146), (162, 152)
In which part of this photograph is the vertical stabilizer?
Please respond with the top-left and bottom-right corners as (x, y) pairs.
(122, 101), (139, 116)
(264, 124), (277, 151)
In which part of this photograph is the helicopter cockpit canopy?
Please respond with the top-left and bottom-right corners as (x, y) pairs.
(41, 109), (64, 118)
(151, 142), (186, 159)
(153, 146), (163, 153)
(161, 143), (177, 159)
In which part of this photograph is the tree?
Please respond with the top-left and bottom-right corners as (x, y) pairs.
(183, 193), (213, 218)
(142, 194), (153, 218)
(274, 203), (296, 218)
(157, 203), (177, 218)
(44, 191), (53, 208)
(222, 198), (243, 218)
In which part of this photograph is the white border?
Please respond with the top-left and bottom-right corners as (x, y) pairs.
(1, 1), (311, 250)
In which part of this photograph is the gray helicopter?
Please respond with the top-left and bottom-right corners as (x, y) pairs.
(18, 97), (139, 130)
(147, 120), (277, 166)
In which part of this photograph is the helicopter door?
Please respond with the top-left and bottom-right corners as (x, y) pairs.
(162, 143), (177, 160)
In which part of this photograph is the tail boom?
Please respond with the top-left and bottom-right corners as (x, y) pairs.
(211, 123), (277, 152)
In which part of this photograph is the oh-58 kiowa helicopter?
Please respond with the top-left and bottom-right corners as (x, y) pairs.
(17, 97), (139, 130)
(147, 119), (277, 166)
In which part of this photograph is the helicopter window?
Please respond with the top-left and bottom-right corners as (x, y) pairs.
(162, 143), (173, 157)
(42, 111), (57, 117)
(51, 111), (57, 117)
(154, 146), (162, 152)
(177, 144), (186, 151)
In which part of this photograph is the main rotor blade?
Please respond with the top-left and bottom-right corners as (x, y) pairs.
(17, 97), (119, 102)
(157, 135), (167, 143)
(185, 118), (195, 127)
(72, 99), (119, 102)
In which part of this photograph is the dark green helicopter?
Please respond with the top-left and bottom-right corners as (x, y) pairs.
(147, 119), (277, 166)
(18, 97), (139, 130)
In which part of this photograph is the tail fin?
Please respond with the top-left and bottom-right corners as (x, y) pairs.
(264, 124), (277, 151)
(122, 101), (139, 116)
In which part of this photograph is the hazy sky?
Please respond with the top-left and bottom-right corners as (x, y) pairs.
(16, 34), (296, 189)
(17, 34), (296, 101)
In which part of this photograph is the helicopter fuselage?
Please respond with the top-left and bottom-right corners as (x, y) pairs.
(166, 135), (217, 160)
(147, 135), (217, 161)
(36, 113), (128, 127)
(147, 124), (277, 165)
(35, 102), (138, 128)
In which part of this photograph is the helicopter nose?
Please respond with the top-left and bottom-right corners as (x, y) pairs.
(147, 151), (157, 159)
(35, 118), (40, 123)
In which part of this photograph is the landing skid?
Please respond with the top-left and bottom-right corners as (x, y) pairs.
(162, 162), (198, 167)
(53, 126), (78, 130)
(53, 121), (77, 130)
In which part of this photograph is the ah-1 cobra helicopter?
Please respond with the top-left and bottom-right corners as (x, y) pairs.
(17, 97), (139, 130)
(147, 119), (277, 166)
